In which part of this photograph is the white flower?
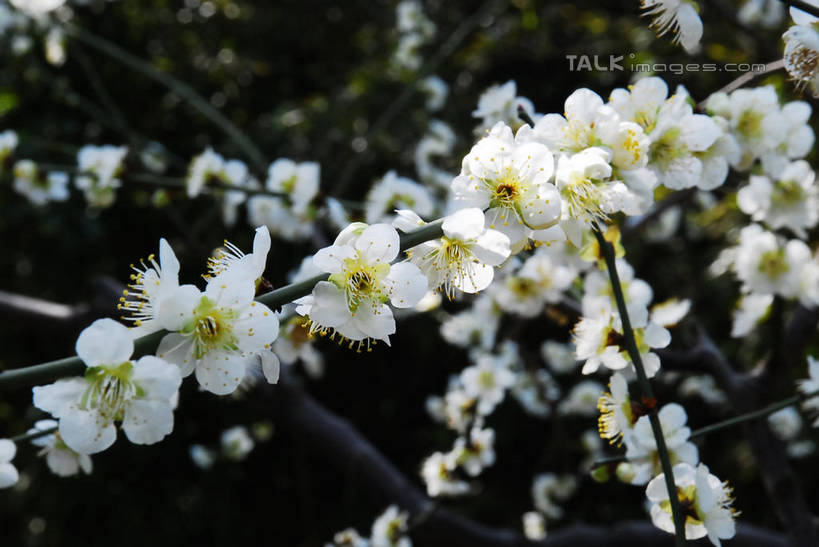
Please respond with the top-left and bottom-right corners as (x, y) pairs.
(396, 0), (435, 39)
(221, 425), (254, 460)
(541, 340), (579, 375)
(558, 380), (604, 416)
(156, 270), (280, 395)
(75, 144), (128, 208)
(760, 101), (814, 174)
(247, 195), (315, 242)
(10, 0), (65, 16)
(554, 147), (647, 246)
(186, 148), (228, 197)
(189, 444), (216, 469)
(650, 298), (691, 328)
(33, 319), (182, 454)
(597, 372), (635, 445)
(738, 0), (784, 28)
(402, 208), (510, 298)
(118, 238), (181, 337)
(28, 419), (92, 477)
(12, 160), (69, 206)
(0, 129), (18, 163)
(370, 505), (411, 547)
(274, 316), (325, 378)
(415, 120), (456, 188)
(705, 87), (785, 170)
(520, 88), (651, 174)
(623, 403), (699, 485)
(730, 293), (773, 338)
(460, 354), (516, 415)
(512, 368), (561, 418)
(472, 80), (538, 133)
(767, 407), (803, 442)
(440, 295), (500, 350)
(365, 171), (435, 224)
(295, 223), (427, 347)
(678, 375), (727, 406)
(493, 249), (577, 315)
(574, 306), (670, 378)
(731, 224), (819, 305)
(798, 355), (819, 424)
(737, 160), (819, 238)
(451, 122), (561, 250)
(266, 158), (320, 214)
(641, 0), (703, 53)
(522, 511), (546, 540)
(0, 439), (18, 489)
(783, 18), (819, 97)
(420, 451), (469, 497)
(646, 463), (736, 546)
(206, 225), (271, 283)
(329, 528), (370, 547)
(450, 427), (496, 476)
(532, 473), (577, 520)
(420, 75), (448, 111)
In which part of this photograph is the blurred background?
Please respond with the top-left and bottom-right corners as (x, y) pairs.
(0, 0), (814, 545)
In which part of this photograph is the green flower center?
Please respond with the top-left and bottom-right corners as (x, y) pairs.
(81, 361), (138, 421)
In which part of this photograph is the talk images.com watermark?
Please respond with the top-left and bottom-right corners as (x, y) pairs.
(566, 54), (766, 75)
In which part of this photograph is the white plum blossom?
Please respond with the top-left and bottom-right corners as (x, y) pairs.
(522, 511), (547, 540)
(493, 249), (577, 316)
(247, 194), (315, 242)
(370, 506), (411, 547)
(421, 451), (469, 497)
(365, 171), (435, 224)
(156, 268), (279, 395)
(28, 419), (92, 477)
(541, 340), (580, 375)
(574, 305), (670, 378)
(189, 444), (216, 469)
(678, 375), (728, 406)
(415, 120), (456, 188)
(12, 160), (69, 206)
(274, 316), (325, 379)
(512, 368), (561, 418)
(266, 158), (320, 214)
(730, 293), (773, 338)
(221, 425), (255, 460)
(118, 238), (181, 337)
(439, 294), (500, 351)
(75, 144), (128, 208)
(420, 75), (448, 111)
(0, 129), (18, 163)
(646, 463), (736, 546)
(296, 223), (427, 347)
(450, 427), (496, 476)
(10, 0), (66, 16)
(33, 319), (182, 455)
(460, 354), (516, 414)
(650, 298), (691, 328)
(472, 80), (538, 133)
(760, 101), (814, 174)
(597, 372), (635, 446)
(451, 122), (561, 251)
(558, 380), (604, 416)
(783, 3), (819, 97)
(205, 225), (271, 283)
(737, 160), (819, 238)
(400, 208), (511, 298)
(0, 439), (18, 489)
(622, 403), (699, 485)
(767, 407), (803, 442)
(641, 0), (703, 53)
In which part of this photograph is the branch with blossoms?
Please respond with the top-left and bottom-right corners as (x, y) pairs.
(7, 0), (819, 545)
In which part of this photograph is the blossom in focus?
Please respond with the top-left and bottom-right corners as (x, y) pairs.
(295, 223), (427, 347)
(156, 268), (279, 395)
(399, 208), (511, 298)
(33, 319), (182, 454)
(451, 122), (561, 251)
(646, 463), (736, 546)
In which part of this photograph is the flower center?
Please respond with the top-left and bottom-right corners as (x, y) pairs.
(330, 253), (391, 313)
(185, 296), (239, 358)
(649, 127), (688, 166)
(758, 249), (789, 279)
(772, 179), (804, 206)
(81, 362), (138, 421)
(736, 109), (763, 139)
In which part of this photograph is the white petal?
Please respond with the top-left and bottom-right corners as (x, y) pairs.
(355, 223), (400, 264)
(313, 244), (356, 274)
(59, 408), (117, 455)
(0, 439), (16, 463)
(156, 284), (202, 332)
(387, 262), (428, 308)
(75, 318), (133, 368)
(132, 356), (183, 400)
(443, 208), (485, 241)
(310, 281), (352, 328)
(194, 353), (248, 395)
(122, 400), (175, 445)
(156, 333), (197, 377)
(32, 378), (86, 418)
(471, 229), (511, 266)
(0, 463), (18, 488)
(260, 351), (280, 384)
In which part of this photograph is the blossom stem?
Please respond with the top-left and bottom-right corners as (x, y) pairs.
(61, 23), (268, 172)
(591, 224), (687, 547)
(10, 426), (58, 444)
(0, 222), (444, 390)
